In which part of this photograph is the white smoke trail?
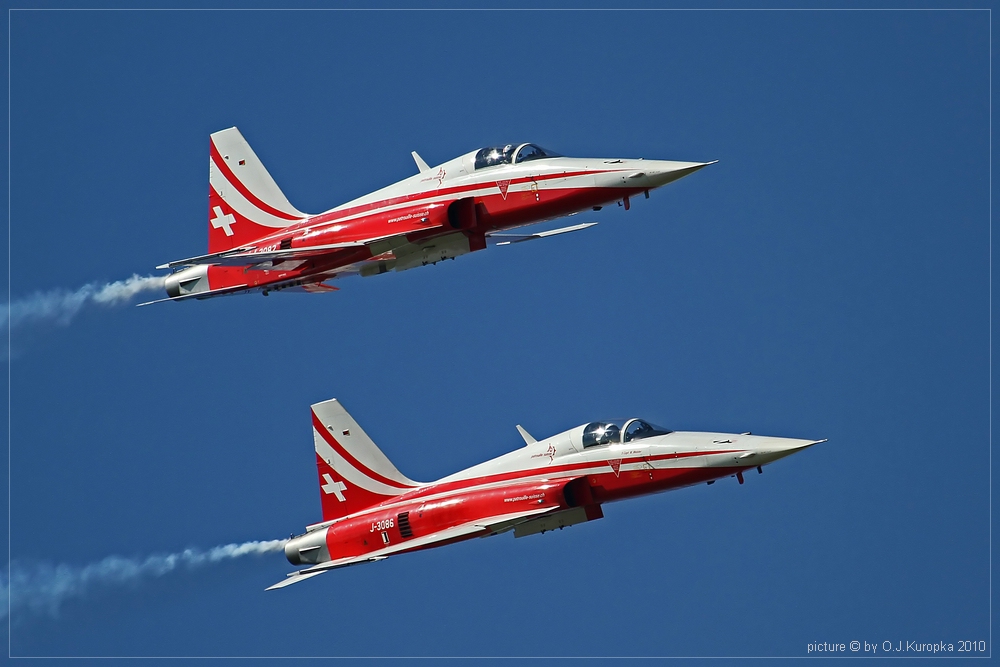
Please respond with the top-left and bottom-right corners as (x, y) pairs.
(1, 539), (285, 621)
(2, 274), (164, 330)
(91, 274), (165, 305)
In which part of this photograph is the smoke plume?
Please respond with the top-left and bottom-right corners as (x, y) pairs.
(1, 539), (285, 621)
(2, 274), (164, 330)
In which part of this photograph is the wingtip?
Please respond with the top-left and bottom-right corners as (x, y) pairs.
(135, 295), (177, 307)
(265, 569), (328, 590)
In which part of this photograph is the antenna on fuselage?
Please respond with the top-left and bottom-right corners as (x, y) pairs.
(516, 425), (537, 445)
(411, 151), (430, 173)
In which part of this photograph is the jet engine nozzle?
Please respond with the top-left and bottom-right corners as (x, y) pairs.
(284, 529), (329, 566)
(164, 265), (211, 299)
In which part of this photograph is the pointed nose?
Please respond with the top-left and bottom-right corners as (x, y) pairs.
(640, 160), (718, 188)
(756, 437), (826, 464)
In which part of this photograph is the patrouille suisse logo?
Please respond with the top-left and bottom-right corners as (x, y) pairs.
(496, 180), (511, 200)
(530, 444), (557, 464)
(608, 459), (622, 477)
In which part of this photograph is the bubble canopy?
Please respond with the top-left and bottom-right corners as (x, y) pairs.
(474, 143), (561, 170)
(581, 419), (672, 448)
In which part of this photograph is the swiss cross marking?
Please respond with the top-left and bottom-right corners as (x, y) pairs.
(321, 473), (347, 502)
(211, 206), (236, 237)
(496, 180), (511, 200)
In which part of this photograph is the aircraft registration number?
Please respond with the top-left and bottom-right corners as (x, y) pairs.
(370, 518), (395, 533)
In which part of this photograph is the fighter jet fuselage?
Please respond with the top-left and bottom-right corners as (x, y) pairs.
(269, 399), (822, 590)
(146, 130), (714, 305)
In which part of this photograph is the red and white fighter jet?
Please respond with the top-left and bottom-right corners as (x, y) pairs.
(145, 128), (714, 304)
(269, 398), (823, 590)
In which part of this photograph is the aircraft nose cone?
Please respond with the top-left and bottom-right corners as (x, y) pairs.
(757, 437), (826, 463)
(643, 160), (718, 188)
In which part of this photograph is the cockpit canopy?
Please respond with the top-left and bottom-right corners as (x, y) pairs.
(581, 419), (672, 448)
(474, 143), (561, 170)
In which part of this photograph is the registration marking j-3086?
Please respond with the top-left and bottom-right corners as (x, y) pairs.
(269, 398), (822, 591)
(370, 518), (395, 533)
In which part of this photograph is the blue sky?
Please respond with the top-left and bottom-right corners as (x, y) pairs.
(4, 6), (991, 660)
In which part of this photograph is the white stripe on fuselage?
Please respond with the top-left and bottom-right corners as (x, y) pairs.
(314, 432), (412, 497)
(313, 446), (744, 528)
(211, 157), (304, 229)
(295, 171), (610, 238)
(248, 158), (627, 247)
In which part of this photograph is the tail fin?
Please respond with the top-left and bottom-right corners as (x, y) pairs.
(311, 399), (420, 522)
(208, 127), (309, 253)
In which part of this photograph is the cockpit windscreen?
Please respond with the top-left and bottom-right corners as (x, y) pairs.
(623, 419), (672, 442)
(474, 144), (561, 170)
(514, 144), (560, 163)
(474, 145), (517, 170)
(582, 419), (672, 448)
(582, 422), (621, 448)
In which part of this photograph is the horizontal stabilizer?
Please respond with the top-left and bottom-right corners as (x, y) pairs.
(156, 247), (252, 271)
(136, 283), (250, 307)
(488, 221), (598, 245)
(157, 242), (361, 270)
(156, 232), (413, 270)
(266, 555), (389, 590)
(265, 569), (328, 590)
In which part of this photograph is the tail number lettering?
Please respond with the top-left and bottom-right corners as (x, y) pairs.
(370, 518), (395, 533)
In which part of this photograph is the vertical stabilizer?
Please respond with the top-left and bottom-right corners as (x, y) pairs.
(208, 127), (309, 253)
(311, 399), (420, 522)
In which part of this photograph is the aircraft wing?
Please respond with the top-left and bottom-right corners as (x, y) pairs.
(136, 283), (252, 307)
(487, 221), (598, 246)
(159, 221), (597, 272)
(267, 506), (557, 591)
(136, 277), (341, 306)
(156, 233), (413, 270)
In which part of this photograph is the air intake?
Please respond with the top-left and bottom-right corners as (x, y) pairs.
(398, 512), (413, 538)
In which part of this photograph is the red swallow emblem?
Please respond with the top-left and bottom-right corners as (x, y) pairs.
(496, 180), (511, 200)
